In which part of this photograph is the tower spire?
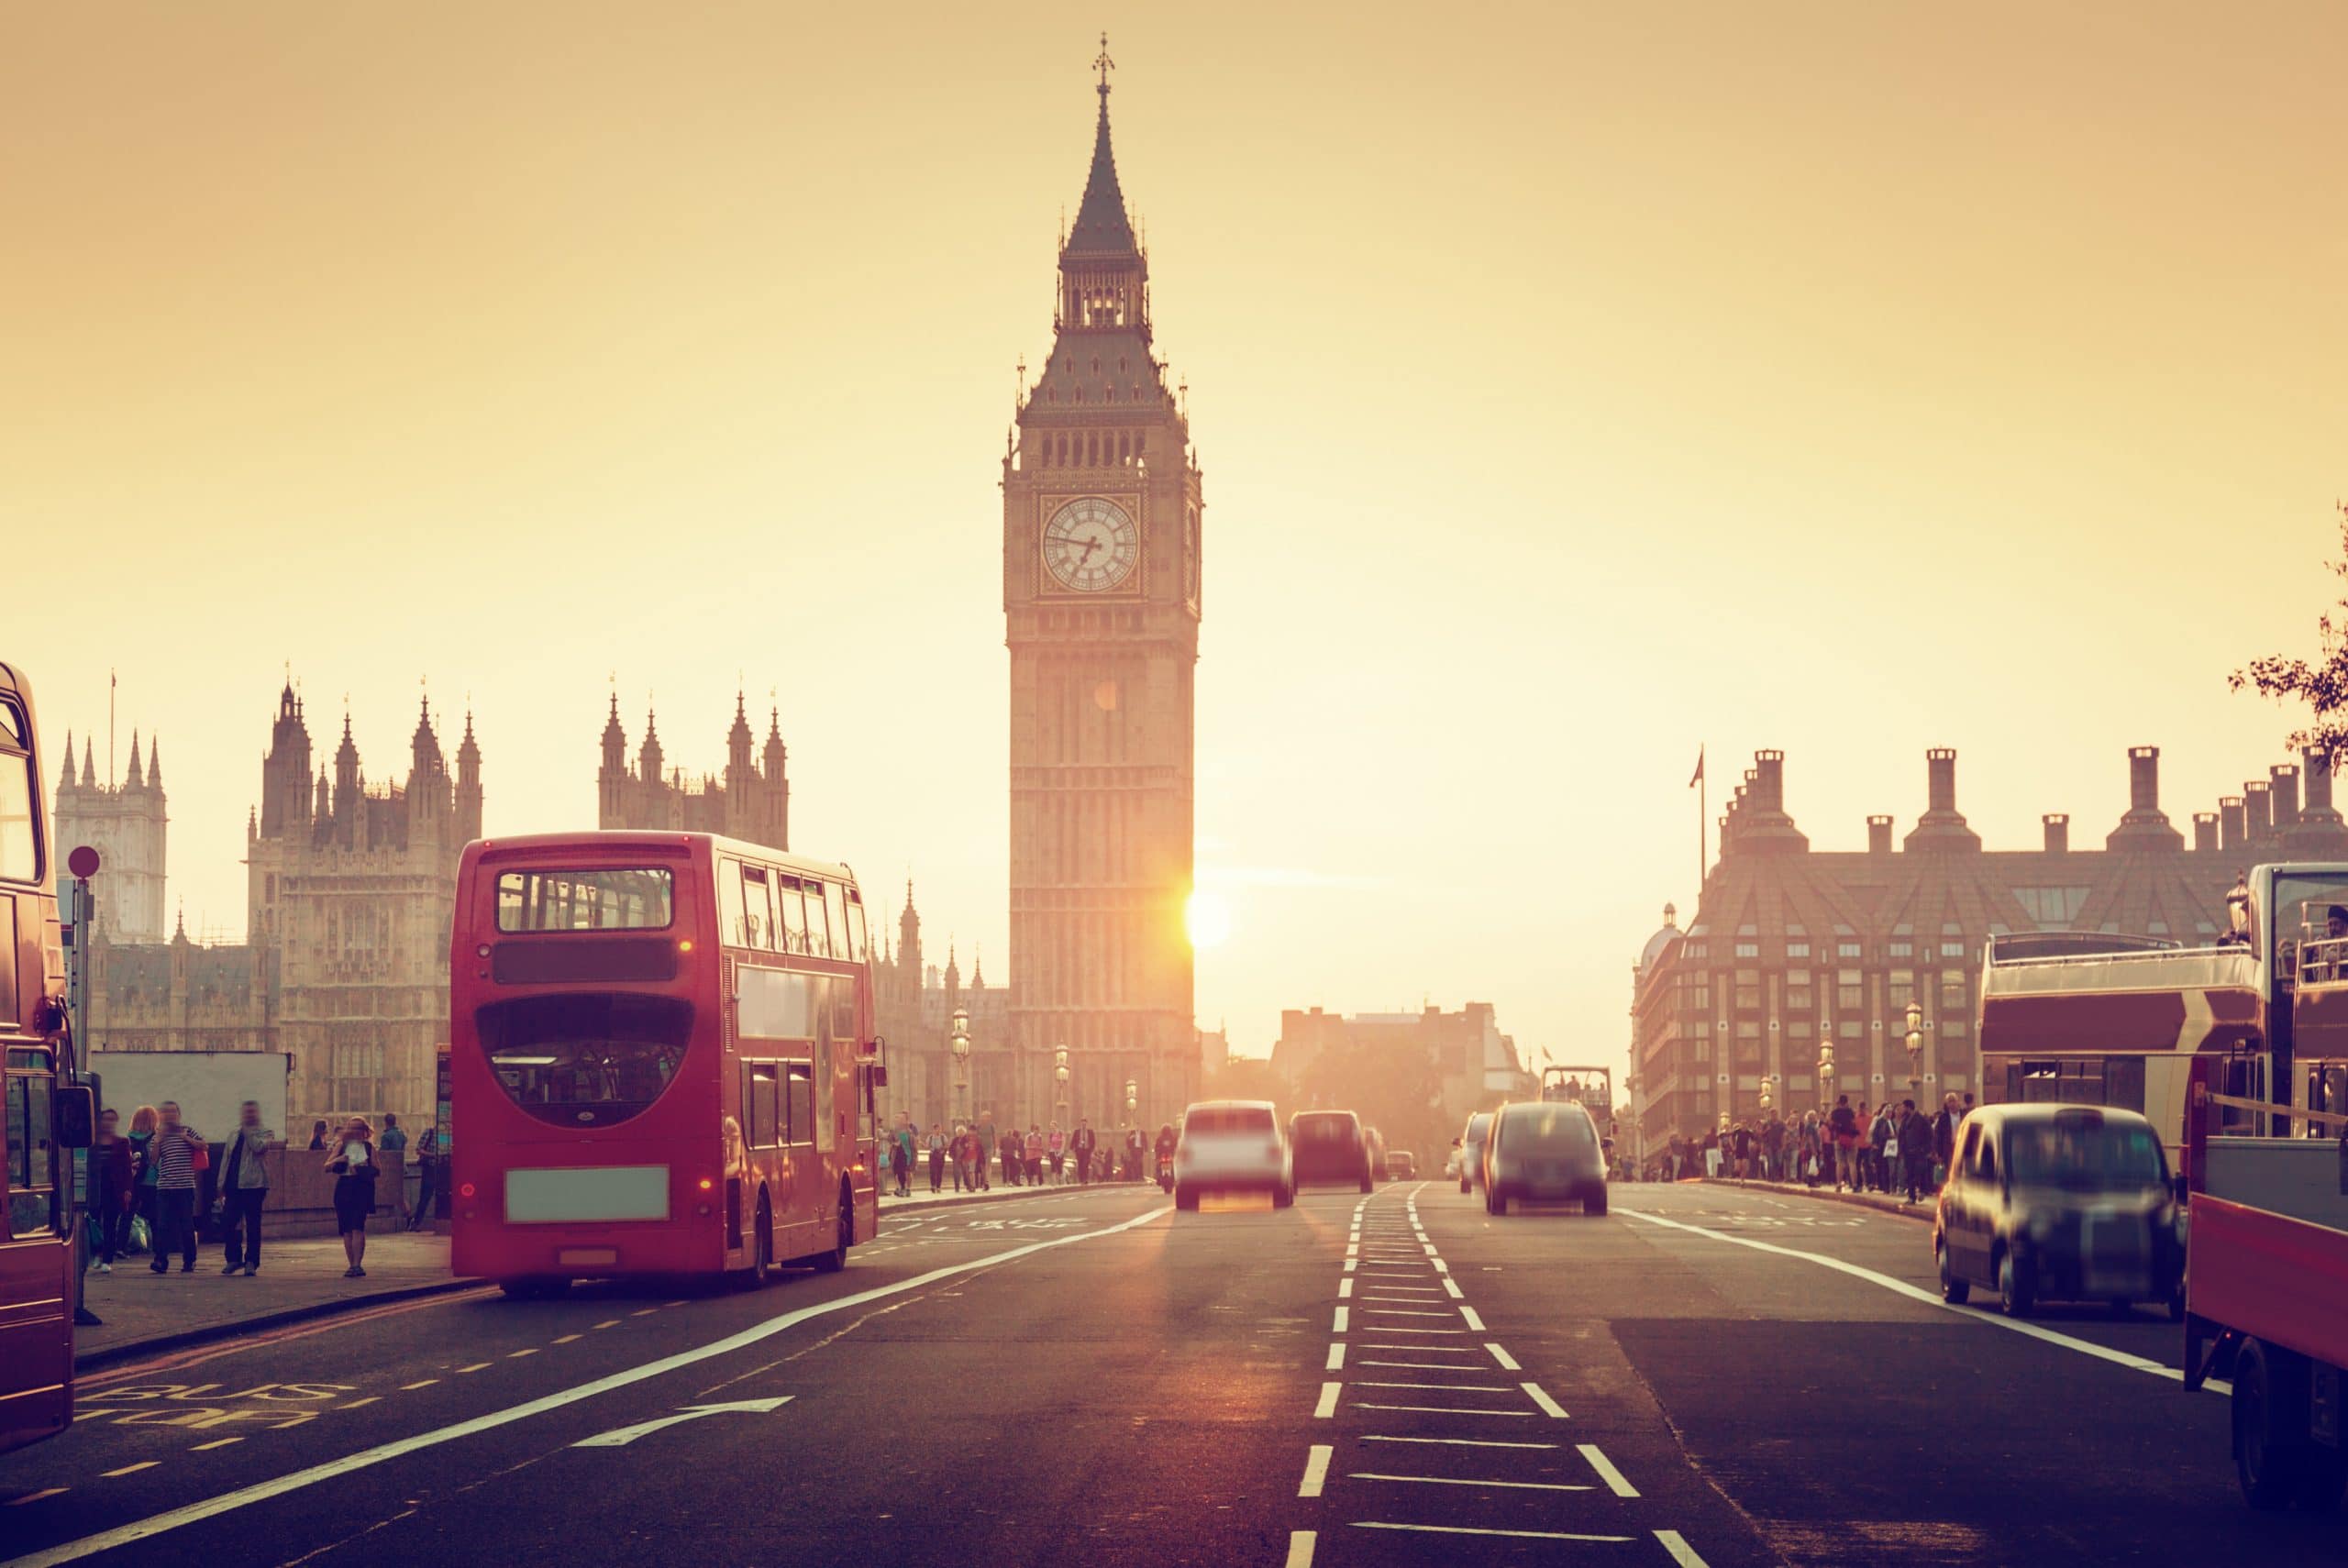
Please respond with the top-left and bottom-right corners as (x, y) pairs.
(1066, 36), (1136, 258)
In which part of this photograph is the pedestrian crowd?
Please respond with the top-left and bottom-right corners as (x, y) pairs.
(875, 1110), (1170, 1198)
(1648, 1091), (1975, 1204)
(83, 1099), (446, 1280)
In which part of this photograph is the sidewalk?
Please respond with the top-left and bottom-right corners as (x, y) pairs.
(76, 1231), (468, 1368)
(879, 1175), (1151, 1212)
(1700, 1175), (1937, 1223)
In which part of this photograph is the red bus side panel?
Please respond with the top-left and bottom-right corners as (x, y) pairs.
(2189, 1195), (2348, 1370)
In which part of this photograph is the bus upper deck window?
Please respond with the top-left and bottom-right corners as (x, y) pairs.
(0, 746), (37, 884)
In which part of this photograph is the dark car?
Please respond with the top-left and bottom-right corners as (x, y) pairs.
(1481, 1100), (1608, 1215)
(1290, 1110), (1373, 1193)
(1933, 1103), (2184, 1319)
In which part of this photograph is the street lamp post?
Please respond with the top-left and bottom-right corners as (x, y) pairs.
(1818, 1036), (1835, 1111)
(1903, 1000), (1923, 1099)
(1124, 1077), (1138, 1121)
(1053, 1045), (1069, 1128)
(950, 1007), (971, 1125)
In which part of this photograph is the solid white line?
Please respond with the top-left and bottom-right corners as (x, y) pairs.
(1326, 1343), (1346, 1371)
(1354, 1522), (1634, 1542)
(1314, 1383), (1342, 1419)
(1334, 1307), (1350, 1333)
(1441, 1277), (1464, 1298)
(1356, 1403), (1532, 1417)
(1484, 1342), (1521, 1371)
(1363, 1434), (1557, 1450)
(1367, 1309), (1453, 1318)
(1656, 1529), (1712, 1567)
(1357, 1381), (1512, 1392)
(1363, 1343), (1475, 1353)
(1354, 1327), (1461, 1334)
(1349, 1472), (1592, 1492)
(0, 1204), (1173, 1568)
(1617, 1208), (2216, 1391)
(1300, 1444), (1334, 1498)
(1364, 1291), (1444, 1299)
(1360, 1360), (1493, 1371)
(1521, 1381), (1568, 1419)
(1578, 1442), (1638, 1497)
(1285, 1530), (1315, 1568)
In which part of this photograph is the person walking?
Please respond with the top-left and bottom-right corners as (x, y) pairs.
(1899, 1099), (1935, 1204)
(1931, 1093), (1962, 1189)
(147, 1101), (205, 1274)
(1868, 1102), (1894, 1194)
(1124, 1124), (1146, 1183)
(326, 1117), (379, 1277)
(1071, 1121), (1097, 1187)
(998, 1126), (1024, 1187)
(127, 1104), (161, 1257)
(1830, 1095), (1859, 1191)
(379, 1113), (411, 1225)
(974, 1110), (998, 1189)
(90, 1109), (132, 1273)
(1024, 1126), (1044, 1186)
(217, 1100), (273, 1275)
(1047, 1123), (1067, 1184)
(889, 1122), (914, 1198)
(306, 1120), (328, 1151)
(406, 1124), (441, 1231)
(925, 1124), (947, 1194)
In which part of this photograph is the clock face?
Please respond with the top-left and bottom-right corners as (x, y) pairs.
(1042, 496), (1138, 592)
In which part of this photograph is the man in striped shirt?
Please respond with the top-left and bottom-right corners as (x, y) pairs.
(146, 1100), (206, 1275)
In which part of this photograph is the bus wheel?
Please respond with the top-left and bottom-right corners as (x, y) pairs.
(2234, 1339), (2309, 1509)
(746, 1198), (772, 1290)
(811, 1185), (850, 1275)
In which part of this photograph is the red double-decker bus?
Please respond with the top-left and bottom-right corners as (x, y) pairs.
(449, 833), (883, 1297)
(1, 660), (91, 1453)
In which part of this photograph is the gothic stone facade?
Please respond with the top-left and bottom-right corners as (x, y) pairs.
(1628, 745), (2348, 1155)
(598, 695), (788, 852)
(52, 731), (167, 944)
(1003, 70), (1203, 1132)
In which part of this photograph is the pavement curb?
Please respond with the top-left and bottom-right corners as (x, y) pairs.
(74, 1277), (483, 1372)
(1700, 1176), (1935, 1224)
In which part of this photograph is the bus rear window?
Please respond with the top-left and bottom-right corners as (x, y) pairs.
(497, 868), (673, 933)
(477, 994), (693, 1129)
(1185, 1107), (1275, 1136)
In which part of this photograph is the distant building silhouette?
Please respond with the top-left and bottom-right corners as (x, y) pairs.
(597, 693), (788, 853)
(1628, 745), (2348, 1155)
(53, 729), (167, 943)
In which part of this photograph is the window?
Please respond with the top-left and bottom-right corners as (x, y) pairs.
(746, 1065), (780, 1148)
(784, 1062), (814, 1143)
(478, 993), (693, 1129)
(1940, 942), (1966, 959)
(1735, 1020), (1760, 1039)
(1734, 974), (1760, 1010)
(0, 727), (38, 884)
(777, 877), (809, 953)
(1839, 1020), (1862, 1039)
(1940, 972), (1967, 1012)
(6, 1066), (57, 1238)
(1968, 1127), (1995, 1184)
(801, 880), (832, 958)
(1889, 941), (1913, 958)
(2014, 887), (2089, 928)
(1837, 970), (1864, 1010)
(1784, 981), (1812, 1012)
(1838, 942), (1863, 959)
(497, 868), (674, 932)
(1888, 970), (1915, 1010)
(738, 866), (773, 951)
(1787, 941), (1811, 959)
(825, 885), (850, 966)
(847, 889), (869, 963)
(1685, 943), (1708, 960)
(1734, 942), (1759, 959)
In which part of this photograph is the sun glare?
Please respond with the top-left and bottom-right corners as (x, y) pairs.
(1185, 889), (1232, 949)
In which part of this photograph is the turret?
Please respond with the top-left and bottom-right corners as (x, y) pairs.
(124, 730), (144, 790)
(455, 711), (482, 842)
(639, 706), (664, 786)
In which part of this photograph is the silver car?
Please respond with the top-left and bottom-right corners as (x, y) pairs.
(1173, 1099), (1293, 1211)
(1457, 1111), (1493, 1194)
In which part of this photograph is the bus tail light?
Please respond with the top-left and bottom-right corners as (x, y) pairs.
(697, 1176), (714, 1191)
(678, 939), (694, 954)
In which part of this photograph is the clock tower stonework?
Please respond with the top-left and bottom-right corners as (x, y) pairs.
(1003, 58), (1202, 1132)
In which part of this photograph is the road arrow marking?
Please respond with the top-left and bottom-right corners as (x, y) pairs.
(573, 1397), (792, 1448)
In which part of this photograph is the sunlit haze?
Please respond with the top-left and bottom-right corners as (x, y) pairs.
(7, 2), (2345, 1077)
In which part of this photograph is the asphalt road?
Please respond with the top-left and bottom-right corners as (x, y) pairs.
(1, 1180), (2334, 1566)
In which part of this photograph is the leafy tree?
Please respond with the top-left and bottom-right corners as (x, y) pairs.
(1200, 1056), (1289, 1119)
(2232, 503), (2348, 754)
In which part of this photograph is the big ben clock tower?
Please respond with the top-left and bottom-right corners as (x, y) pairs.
(1004, 41), (1203, 1130)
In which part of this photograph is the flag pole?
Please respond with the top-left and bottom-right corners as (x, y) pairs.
(1699, 754), (1705, 891)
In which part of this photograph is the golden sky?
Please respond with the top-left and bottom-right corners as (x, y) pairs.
(6, 3), (2345, 1074)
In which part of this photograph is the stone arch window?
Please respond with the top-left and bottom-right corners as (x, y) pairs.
(1116, 433), (1130, 464)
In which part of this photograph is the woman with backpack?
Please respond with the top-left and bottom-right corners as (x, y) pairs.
(325, 1116), (380, 1278)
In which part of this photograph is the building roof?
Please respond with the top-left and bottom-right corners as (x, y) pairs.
(1065, 94), (1136, 258)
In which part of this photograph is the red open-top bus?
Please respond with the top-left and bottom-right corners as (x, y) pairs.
(449, 832), (882, 1296)
(1, 660), (88, 1453)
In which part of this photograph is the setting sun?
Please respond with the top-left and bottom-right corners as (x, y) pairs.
(1185, 889), (1231, 950)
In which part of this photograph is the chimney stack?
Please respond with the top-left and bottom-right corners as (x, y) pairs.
(2129, 745), (2160, 813)
(2043, 813), (2069, 854)
(2221, 796), (2247, 851)
(1867, 814), (1893, 855)
(2109, 745), (2183, 850)
(2304, 749), (2342, 824)
(1754, 751), (1784, 812)
(2271, 764), (2300, 829)
(2192, 812), (2219, 853)
(1927, 748), (1957, 814)
(2246, 780), (2273, 839)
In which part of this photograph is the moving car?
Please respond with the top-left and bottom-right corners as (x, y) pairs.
(1457, 1111), (1493, 1193)
(1290, 1110), (1374, 1193)
(1933, 1103), (2185, 1319)
(1389, 1150), (1417, 1179)
(1482, 1099), (1608, 1216)
(1172, 1099), (1292, 1211)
